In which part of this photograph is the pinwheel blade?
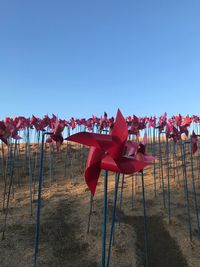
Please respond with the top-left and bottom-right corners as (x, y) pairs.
(66, 132), (114, 151)
(101, 155), (150, 174)
(108, 109), (128, 160)
(111, 109), (128, 143)
(85, 147), (104, 195)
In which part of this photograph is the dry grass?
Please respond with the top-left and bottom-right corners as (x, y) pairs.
(0, 141), (200, 266)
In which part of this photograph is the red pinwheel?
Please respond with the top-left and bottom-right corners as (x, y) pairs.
(70, 118), (76, 130)
(174, 114), (182, 127)
(0, 121), (9, 145)
(31, 115), (46, 131)
(192, 115), (200, 124)
(126, 134), (155, 163)
(66, 109), (153, 195)
(4, 117), (22, 140)
(170, 126), (181, 143)
(46, 118), (65, 150)
(136, 141), (155, 163)
(99, 112), (109, 131)
(128, 115), (140, 135)
(157, 113), (167, 132)
(182, 116), (192, 127)
(191, 131), (200, 154)
(148, 116), (157, 129)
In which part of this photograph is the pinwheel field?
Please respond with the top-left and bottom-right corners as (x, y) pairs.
(0, 112), (200, 267)
(1, 1), (200, 266)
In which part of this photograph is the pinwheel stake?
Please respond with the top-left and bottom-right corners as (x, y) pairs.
(188, 138), (200, 239)
(171, 142), (176, 182)
(34, 132), (51, 267)
(111, 173), (120, 246)
(173, 143), (180, 187)
(1, 141), (5, 179)
(87, 192), (94, 233)
(196, 147), (200, 188)
(141, 170), (149, 267)
(2, 140), (18, 240)
(181, 141), (192, 241)
(131, 174), (134, 210)
(118, 174), (125, 226)
(102, 170), (108, 267)
(166, 137), (171, 224)
(153, 128), (157, 197)
(49, 143), (54, 186)
(27, 127), (33, 216)
(33, 131), (41, 195)
(106, 173), (120, 267)
(2, 141), (12, 212)
(159, 132), (166, 209)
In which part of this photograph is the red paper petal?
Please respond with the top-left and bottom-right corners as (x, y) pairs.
(66, 132), (114, 151)
(0, 136), (8, 145)
(111, 109), (128, 143)
(101, 155), (150, 174)
(125, 141), (138, 157)
(85, 147), (104, 195)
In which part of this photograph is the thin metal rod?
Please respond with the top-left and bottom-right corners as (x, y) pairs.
(87, 193), (94, 233)
(181, 142), (192, 241)
(118, 174), (125, 226)
(106, 173), (120, 267)
(34, 132), (46, 267)
(102, 170), (108, 267)
(141, 171), (149, 267)
(159, 133), (166, 208)
(166, 137), (171, 224)
(189, 138), (200, 239)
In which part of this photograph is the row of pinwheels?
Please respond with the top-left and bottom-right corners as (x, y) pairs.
(0, 113), (199, 146)
(0, 110), (200, 267)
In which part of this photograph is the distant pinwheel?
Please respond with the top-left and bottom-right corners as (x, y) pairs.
(0, 121), (9, 145)
(46, 118), (65, 150)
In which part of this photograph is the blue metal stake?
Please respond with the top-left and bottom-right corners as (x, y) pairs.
(34, 132), (49, 267)
(102, 170), (108, 267)
(141, 171), (149, 267)
(131, 175), (134, 210)
(166, 137), (171, 224)
(159, 133), (166, 208)
(189, 138), (200, 239)
(153, 128), (157, 197)
(174, 143), (180, 186)
(112, 173), (120, 245)
(119, 174), (125, 226)
(106, 173), (120, 267)
(87, 193), (94, 233)
(181, 142), (192, 241)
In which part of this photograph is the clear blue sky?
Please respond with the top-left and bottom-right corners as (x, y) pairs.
(0, 1), (200, 119)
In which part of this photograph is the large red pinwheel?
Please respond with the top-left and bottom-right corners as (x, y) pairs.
(66, 109), (152, 195)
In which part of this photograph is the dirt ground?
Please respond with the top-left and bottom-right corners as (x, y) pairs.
(0, 142), (200, 267)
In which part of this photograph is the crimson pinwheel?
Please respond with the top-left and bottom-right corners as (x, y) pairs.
(66, 109), (153, 195)
(191, 131), (199, 154)
(46, 118), (65, 150)
(0, 121), (9, 145)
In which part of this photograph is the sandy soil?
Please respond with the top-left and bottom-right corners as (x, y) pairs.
(0, 141), (200, 267)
